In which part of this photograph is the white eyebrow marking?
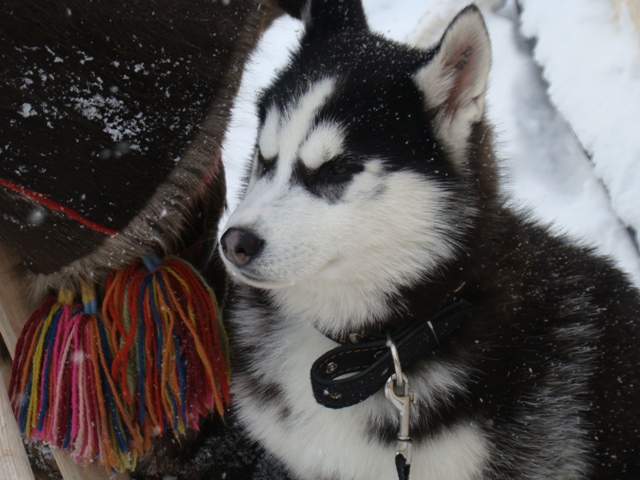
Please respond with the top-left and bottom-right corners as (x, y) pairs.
(299, 122), (346, 170)
(278, 77), (336, 164)
(258, 105), (281, 160)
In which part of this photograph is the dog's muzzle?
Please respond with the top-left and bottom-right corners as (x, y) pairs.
(220, 227), (265, 267)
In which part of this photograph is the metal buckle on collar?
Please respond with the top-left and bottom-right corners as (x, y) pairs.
(385, 335), (417, 479)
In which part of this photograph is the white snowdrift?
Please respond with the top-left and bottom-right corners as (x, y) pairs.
(518, 0), (640, 274)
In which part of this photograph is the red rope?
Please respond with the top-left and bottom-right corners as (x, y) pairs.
(0, 178), (118, 236)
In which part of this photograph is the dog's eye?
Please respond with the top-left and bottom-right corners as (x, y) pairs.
(320, 160), (363, 181)
(328, 164), (349, 175)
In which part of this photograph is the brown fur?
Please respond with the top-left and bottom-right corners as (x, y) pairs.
(0, 0), (274, 296)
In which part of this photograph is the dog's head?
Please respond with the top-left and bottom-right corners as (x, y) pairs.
(221, 0), (495, 319)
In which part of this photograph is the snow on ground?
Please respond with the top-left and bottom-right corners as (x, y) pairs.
(518, 0), (640, 253)
(221, 0), (640, 285)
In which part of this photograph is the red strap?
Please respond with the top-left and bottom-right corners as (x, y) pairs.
(0, 178), (117, 236)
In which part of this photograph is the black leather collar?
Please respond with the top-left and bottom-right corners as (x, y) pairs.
(310, 299), (471, 409)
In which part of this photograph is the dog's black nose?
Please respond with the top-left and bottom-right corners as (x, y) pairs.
(221, 228), (265, 267)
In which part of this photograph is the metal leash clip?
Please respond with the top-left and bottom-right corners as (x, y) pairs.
(385, 334), (417, 477)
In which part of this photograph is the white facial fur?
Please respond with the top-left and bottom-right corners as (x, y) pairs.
(221, 77), (467, 336)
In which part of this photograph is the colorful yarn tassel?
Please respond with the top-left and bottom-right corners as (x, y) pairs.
(8, 287), (140, 470)
(9, 254), (230, 472)
(101, 253), (230, 450)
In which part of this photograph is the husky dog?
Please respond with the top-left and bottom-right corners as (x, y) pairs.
(219, 1), (640, 479)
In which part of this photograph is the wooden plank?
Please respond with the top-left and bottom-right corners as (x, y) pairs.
(0, 247), (36, 480)
(0, 370), (34, 480)
(0, 247), (129, 480)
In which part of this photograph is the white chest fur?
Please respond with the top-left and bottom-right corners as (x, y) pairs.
(231, 299), (489, 480)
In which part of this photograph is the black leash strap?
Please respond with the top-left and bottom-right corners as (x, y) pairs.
(310, 299), (471, 408)
(396, 454), (411, 480)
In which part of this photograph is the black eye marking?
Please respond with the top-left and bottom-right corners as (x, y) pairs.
(292, 155), (366, 203)
(317, 156), (364, 183)
(256, 151), (276, 177)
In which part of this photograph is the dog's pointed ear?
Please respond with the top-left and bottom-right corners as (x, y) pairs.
(276, 0), (367, 33)
(414, 5), (491, 160)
